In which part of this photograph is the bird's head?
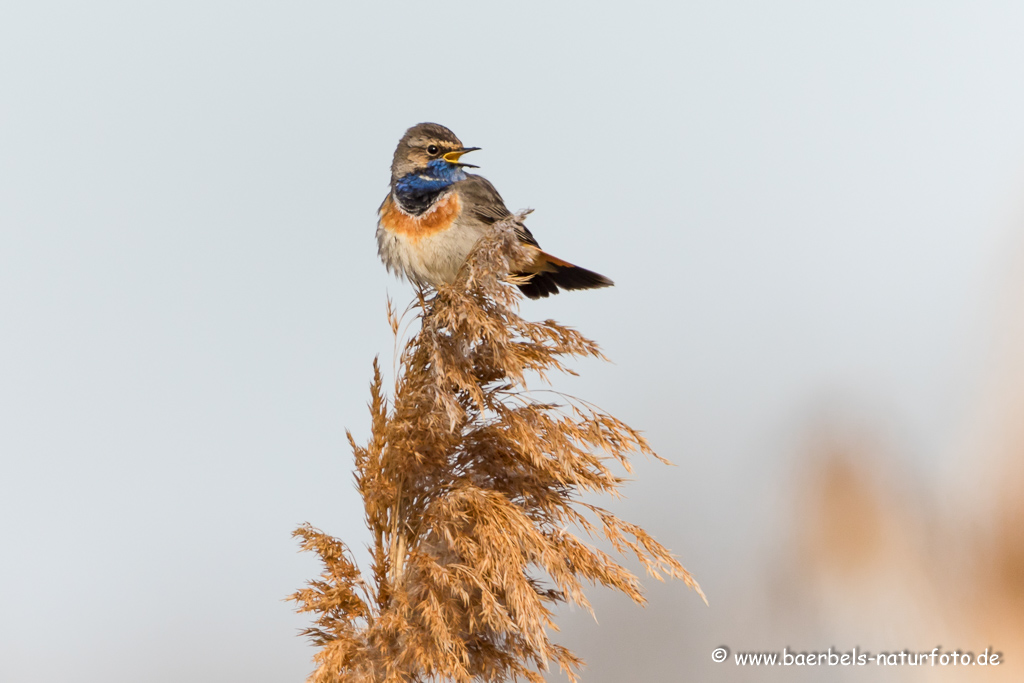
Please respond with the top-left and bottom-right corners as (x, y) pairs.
(390, 122), (480, 186)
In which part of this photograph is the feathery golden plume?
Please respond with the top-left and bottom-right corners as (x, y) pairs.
(291, 214), (702, 682)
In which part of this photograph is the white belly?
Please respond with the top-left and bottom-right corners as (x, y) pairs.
(376, 219), (485, 287)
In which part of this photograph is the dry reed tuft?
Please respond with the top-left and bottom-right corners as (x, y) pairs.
(291, 214), (702, 683)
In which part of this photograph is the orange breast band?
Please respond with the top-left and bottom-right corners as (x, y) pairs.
(379, 192), (461, 242)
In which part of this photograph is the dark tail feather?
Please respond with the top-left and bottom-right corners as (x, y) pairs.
(515, 255), (614, 299)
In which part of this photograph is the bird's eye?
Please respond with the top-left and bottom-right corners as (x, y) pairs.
(427, 145), (439, 155)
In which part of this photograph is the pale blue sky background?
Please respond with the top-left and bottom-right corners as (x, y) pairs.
(3, 2), (1024, 681)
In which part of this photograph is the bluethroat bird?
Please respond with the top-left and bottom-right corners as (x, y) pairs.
(377, 123), (614, 299)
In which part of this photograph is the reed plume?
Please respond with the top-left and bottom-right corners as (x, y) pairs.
(291, 213), (702, 682)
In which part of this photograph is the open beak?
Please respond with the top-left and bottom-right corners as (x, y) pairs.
(443, 147), (481, 168)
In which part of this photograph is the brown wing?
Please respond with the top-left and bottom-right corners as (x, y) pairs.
(456, 174), (540, 247)
(455, 174), (613, 299)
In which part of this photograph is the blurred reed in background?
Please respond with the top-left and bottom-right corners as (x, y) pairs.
(776, 228), (1024, 682)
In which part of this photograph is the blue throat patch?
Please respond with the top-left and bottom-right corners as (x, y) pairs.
(394, 160), (467, 215)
